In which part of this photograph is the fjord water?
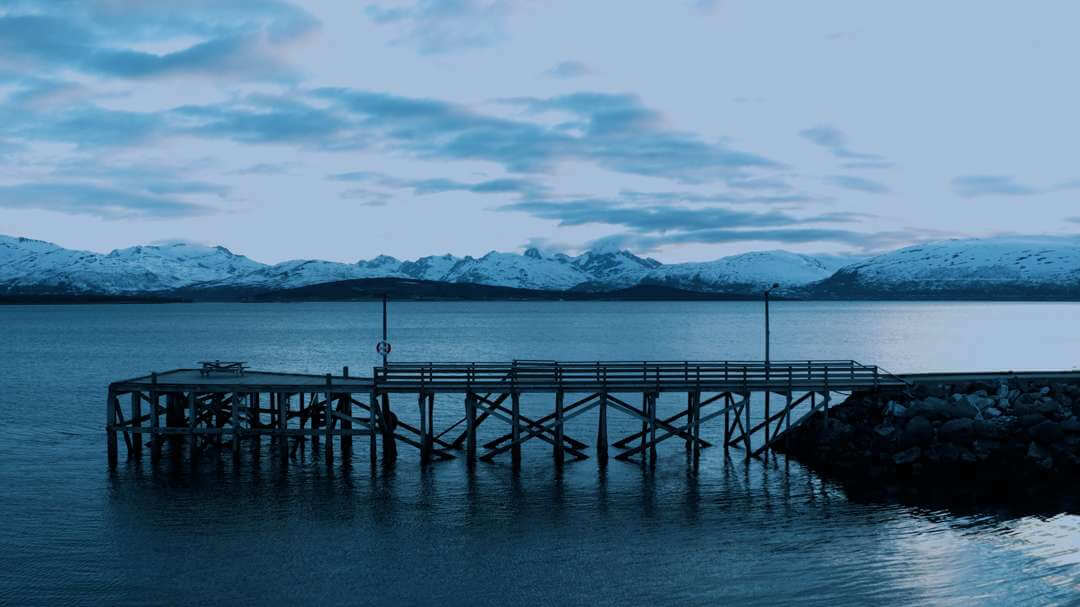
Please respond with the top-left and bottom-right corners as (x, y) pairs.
(2, 301), (1080, 605)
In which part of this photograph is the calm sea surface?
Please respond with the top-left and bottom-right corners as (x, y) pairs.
(2, 301), (1080, 605)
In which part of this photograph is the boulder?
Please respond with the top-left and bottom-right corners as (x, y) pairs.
(882, 401), (906, 417)
(894, 447), (921, 465)
(1062, 417), (1080, 433)
(939, 418), (975, 442)
(899, 416), (934, 448)
(972, 439), (1002, 460)
(874, 423), (896, 437)
(984, 407), (1002, 418)
(1027, 441), (1054, 469)
(973, 419), (1007, 440)
(1020, 413), (1048, 428)
(1030, 420), (1065, 444)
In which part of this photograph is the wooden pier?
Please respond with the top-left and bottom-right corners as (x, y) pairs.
(106, 360), (909, 469)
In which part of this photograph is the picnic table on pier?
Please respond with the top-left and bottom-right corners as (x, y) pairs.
(198, 360), (247, 376)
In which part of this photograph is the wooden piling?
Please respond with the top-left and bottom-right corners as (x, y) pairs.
(150, 374), (161, 461)
(554, 390), (564, 466)
(131, 391), (142, 459)
(465, 392), (477, 464)
(340, 367), (352, 459)
(418, 392), (429, 464)
(325, 375), (334, 466)
(381, 393), (396, 462)
(278, 392), (288, 464)
(230, 392), (240, 456)
(188, 391), (197, 455)
(742, 392), (751, 457)
(648, 393), (657, 465)
(106, 388), (118, 468)
(691, 391), (701, 467)
(369, 390), (378, 466)
(511, 391), (521, 468)
(597, 392), (608, 463)
(426, 392), (435, 459)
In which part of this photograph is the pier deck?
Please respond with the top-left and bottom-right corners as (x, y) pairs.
(103, 360), (926, 469)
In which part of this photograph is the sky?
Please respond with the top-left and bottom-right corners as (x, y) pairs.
(1, 0), (1078, 264)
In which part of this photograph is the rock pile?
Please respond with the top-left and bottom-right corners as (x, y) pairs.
(775, 378), (1080, 486)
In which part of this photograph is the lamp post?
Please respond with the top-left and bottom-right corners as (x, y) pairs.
(764, 283), (779, 364)
(763, 283), (779, 445)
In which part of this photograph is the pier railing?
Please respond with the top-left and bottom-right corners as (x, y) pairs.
(373, 359), (908, 392)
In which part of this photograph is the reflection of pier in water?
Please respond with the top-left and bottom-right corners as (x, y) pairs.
(106, 360), (909, 469)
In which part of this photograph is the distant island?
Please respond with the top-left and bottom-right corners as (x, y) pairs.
(3, 234), (1080, 302)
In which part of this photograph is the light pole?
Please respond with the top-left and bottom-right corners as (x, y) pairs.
(764, 283), (779, 445)
(764, 283), (779, 364)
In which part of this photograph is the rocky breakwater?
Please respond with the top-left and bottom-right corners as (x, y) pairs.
(774, 378), (1080, 491)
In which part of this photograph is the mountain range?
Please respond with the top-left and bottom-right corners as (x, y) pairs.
(2, 234), (1079, 300)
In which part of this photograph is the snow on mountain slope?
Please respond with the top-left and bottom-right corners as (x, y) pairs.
(570, 249), (661, 287)
(205, 256), (404, 289)
(643, 250), (838, 292)
(105, 243), (264, 284)
(820, 238), (1080, 291)
(399, 254), (461, 281)
(441, 249), (591, 290)
(0, 237), (266, 293)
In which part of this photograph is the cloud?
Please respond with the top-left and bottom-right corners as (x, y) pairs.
(364, 0), (527, 54)
(315, 88), (779, 182)
(171, 95), (347, 144)
(8, 104), (163, 147)
(951, 175), (1039, 197)
(827, 175), (890, 194)
(1066, 217), (1080, 224)
(329, 170), (547, 197)
(498, 198), (861, 233)
(589, 228), (923, 252)
(339, 188), (392, 206)
(799, 124), (891, 168)
(0, 3), (318, 81)
(229, 162), (298, 175)
(545, 60), (590, 79)
(0, 182), (210, 219)
(617, 189), (814, 206)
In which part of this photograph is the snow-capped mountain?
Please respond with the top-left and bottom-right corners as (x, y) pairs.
(570, 248), (661, 287)
(810, 237), (1080, 298)
(5, 233), (1078, 299)
(440, 250), (592, 291)
(642, 250), (840, 293)
(0, 236), (265, 294)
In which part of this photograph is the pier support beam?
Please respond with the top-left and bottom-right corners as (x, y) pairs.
(278, 393), (288, 465)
